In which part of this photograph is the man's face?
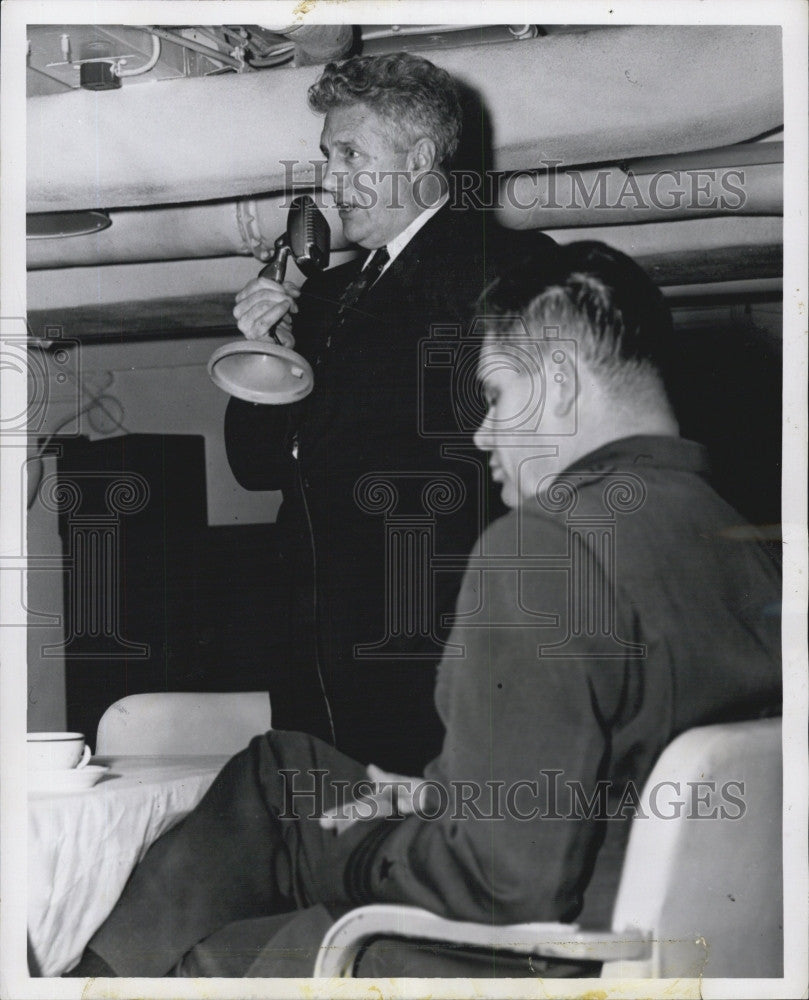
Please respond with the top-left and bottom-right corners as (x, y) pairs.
(319, 103), (415, 249)
(473, 340), (563, 508)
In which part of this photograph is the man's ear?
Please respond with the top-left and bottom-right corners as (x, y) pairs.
(408, 136), (438, 174)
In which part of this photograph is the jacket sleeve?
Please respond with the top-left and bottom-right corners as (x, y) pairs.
(224, 397), (294, 492)
(341, 517), (634, 925)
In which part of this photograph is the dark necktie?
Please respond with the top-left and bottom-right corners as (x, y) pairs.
(335, 245), (390, 320)
(319, 246), (391, 359)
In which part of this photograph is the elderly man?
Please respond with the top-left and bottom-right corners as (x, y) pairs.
(70, 241), (780, 978)
(225, 52), (539, 772)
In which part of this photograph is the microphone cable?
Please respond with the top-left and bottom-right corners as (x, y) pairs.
(295, 457), (337, 748)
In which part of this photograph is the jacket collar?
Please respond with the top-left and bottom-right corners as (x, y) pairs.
(378, 202), (480, 291)
(563, 435), (711, 478)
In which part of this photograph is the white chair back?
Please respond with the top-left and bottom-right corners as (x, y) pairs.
(605, 717), (782, 978)
(95, 691), (271, 756)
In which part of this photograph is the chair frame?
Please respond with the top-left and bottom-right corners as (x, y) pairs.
(314, 905), (653, 977)
(314, 718), (782, 980)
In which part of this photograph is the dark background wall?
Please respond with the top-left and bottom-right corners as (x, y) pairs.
(58, 434), (291, 740)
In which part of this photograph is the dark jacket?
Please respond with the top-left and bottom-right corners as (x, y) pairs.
(226, 207), (554, 770)
(334, 435), (782, 927)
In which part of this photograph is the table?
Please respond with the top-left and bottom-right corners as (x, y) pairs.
(28, 754), (229, 977)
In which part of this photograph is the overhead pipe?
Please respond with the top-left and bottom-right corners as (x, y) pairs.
(27, 140), (783, 271)
(27, 26), (783, 213)
(496, 161), (782, 230)
(544, 216), (782, 258)
(26, 195), (351, 270)
(663, 277), (781, 302)
(27, 155), (781, 270)
(258, 24), (353, 65)
(28, 214), (780, 320)
(507, 26), (538, 40)
(26, 198), (281, 270)
(25, 195), (349, 270)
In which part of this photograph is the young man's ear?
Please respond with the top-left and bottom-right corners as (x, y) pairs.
(552, 352), (579, 419)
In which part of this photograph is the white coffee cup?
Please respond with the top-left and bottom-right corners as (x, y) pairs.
(27, 732), (92, 770)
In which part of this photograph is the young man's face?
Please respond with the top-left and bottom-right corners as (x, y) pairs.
(473, 339), (566, 508)
(319, 103), (417, 249)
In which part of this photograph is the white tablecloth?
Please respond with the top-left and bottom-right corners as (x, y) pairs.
(28, 754), (229, 977)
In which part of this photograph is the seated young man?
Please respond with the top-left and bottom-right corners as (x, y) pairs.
(69, 241), (781, 978)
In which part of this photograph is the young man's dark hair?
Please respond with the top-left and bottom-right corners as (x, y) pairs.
(481, 240), (675, 399)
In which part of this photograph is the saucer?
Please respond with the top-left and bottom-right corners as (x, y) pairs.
(28, 764), (110, 795)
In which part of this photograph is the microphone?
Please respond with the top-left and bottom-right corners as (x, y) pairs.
(208, 195), (331, 404)
(285, 192), (331, 278)
(259, 193), (330, 286)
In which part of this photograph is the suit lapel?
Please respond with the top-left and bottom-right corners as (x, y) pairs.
(373, 203), (456, 297)
(298, 205), (480, 452)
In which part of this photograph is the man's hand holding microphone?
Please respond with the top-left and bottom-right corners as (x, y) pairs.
(232, 277), (302, 346)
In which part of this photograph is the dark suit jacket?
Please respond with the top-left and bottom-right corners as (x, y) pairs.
(225, 207), (555, 770)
